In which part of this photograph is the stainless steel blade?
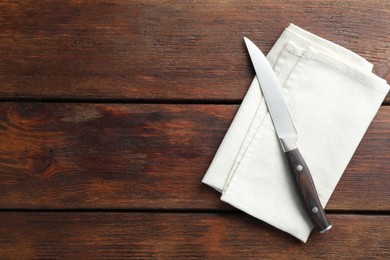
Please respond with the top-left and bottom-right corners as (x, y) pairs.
(244, 37), (298, 152)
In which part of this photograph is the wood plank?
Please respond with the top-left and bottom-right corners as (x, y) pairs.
(0, 0), (389, 102)
(0, 103), (389, 210)
(0, 212), (388, 258)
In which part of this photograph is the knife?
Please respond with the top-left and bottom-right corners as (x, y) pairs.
(244, 37), (332, 233)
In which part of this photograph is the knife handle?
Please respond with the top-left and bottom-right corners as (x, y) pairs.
(285, 148), (332, 233)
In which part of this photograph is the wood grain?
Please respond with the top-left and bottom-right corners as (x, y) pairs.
(0, 213), (388, 258)
(285, 148), (332, 232)
(0, 103), (388, 210)
(0, 1), (388, 257)
(0, 0), (389, 102)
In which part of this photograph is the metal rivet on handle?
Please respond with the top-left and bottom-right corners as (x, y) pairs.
(312, 207), (318, 213)
(296, 165), (303, 172)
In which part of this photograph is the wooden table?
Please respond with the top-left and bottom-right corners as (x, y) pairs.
(0, 1), (389, 258)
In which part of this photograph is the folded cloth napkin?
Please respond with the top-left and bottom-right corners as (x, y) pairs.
(202, 24), (389, 242)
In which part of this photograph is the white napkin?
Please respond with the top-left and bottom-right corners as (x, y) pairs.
(202, 24), (389, 242)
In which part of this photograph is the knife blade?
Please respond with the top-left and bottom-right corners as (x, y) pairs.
(244, 37), (332, 233)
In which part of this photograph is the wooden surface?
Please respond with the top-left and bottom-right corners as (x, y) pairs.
(0, 0), (389, 258)
(0, 213), (388, 259)
(0, 0), (389, 102)
(0, 103), (389, 211)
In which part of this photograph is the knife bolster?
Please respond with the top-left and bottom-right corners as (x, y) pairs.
(279, 134), (298, 152)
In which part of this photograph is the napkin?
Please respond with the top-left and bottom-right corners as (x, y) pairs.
(202, 24), (389, 242)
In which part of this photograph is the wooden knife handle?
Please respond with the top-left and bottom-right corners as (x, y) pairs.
(285, 148), (332, 233)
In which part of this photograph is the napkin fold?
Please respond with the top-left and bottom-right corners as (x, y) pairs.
(202, 24), (389, 242)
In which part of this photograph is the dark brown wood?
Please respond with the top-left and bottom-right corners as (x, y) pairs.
(0, 103), (388, 210)
(0, 0), (389, 102)
(0, 212), (388, 258)
(285, 148), (332, 232)
(0, 1), (388, 257)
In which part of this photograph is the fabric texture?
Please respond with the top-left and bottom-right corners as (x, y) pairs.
(202, 24), (389, 242)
